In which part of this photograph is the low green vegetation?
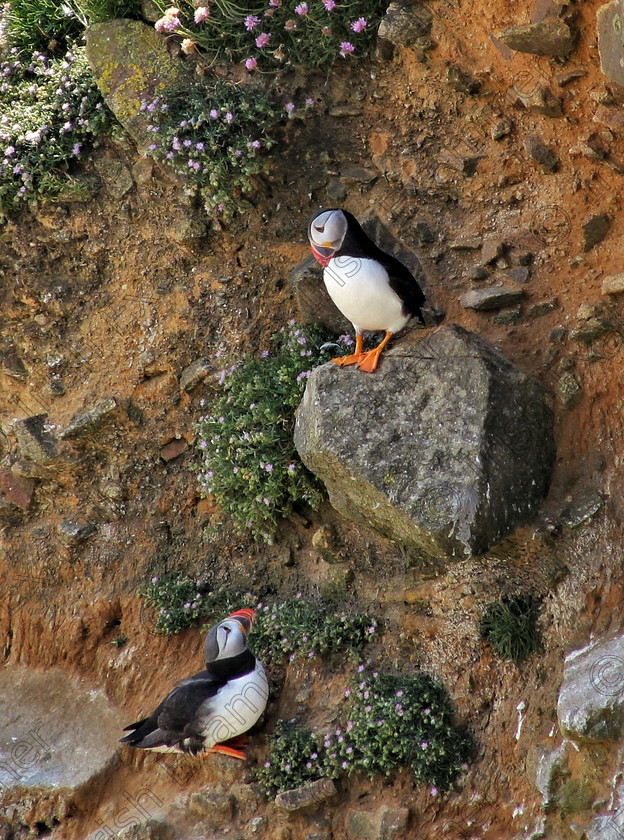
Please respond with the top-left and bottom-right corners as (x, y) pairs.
(142, 82), (277, 217)
(142, 577), (376, 663)
(479, 595), (542, 664)
(0, 45), (110, 213)
(195, 323), (349, 542)
(257, 670), (472, 795)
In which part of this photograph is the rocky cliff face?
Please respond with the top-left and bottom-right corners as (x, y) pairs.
(1, 0), (624, 839)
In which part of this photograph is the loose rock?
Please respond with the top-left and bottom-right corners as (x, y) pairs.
(446, 64), (481, 95)
(160, 438), (189, 462)
(59, 519), (98, 543)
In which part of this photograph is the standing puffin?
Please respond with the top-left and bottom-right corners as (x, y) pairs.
(308, 208), (426, 372)
(120, 608), (268, 760)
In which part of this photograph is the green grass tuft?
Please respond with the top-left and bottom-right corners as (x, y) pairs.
(479, 595), (542, 664)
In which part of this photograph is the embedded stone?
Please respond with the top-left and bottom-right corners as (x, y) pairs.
(294, 325), (555, 560)
(557, 372), (582, 408)
(602, 273), (624, 295)
(524, 134), (559, 172)
(377, 2), (432, 52)
(59, 519), (98, 542)
(496, 21), (577, 56)
(557, 633), (624, 742)
(460, 286), (526, 311)
(0, 471), (35, 511)
(180, 358), (211, 392)
(187, 792), (234, 827)
(160, 438), (189, 462)
(582, 212), (611, 251)
(446, 64), (481, 94)
(597, 0), (624, 87)
(59, 397), (119, 440)
(14, 415), (57, 464)
(275, 778), (338, 811)
(347, 806), (410, 840)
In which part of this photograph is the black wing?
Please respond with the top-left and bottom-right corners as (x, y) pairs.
(337, 210), (426, 322)
(120, 670), (224, 752)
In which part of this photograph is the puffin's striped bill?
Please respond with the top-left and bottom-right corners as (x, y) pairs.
(228, 608), (257, 629)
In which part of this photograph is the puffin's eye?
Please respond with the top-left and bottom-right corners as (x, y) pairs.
(314, 224), (324, 233)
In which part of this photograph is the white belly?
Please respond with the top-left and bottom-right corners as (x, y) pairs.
(323, 256), (409, 334)
(200, 661), (269, 749)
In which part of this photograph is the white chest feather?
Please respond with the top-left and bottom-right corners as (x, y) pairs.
(199, 661), (269, 749)
(323, 256), (409, 334)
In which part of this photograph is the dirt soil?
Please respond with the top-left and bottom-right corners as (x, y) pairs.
(1, 0), (624, 837)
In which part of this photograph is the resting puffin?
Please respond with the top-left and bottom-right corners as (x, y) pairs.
(308, 208), (426, 372)
(120, 608), (268, 760)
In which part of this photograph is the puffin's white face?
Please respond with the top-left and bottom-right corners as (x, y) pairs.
(309, 209), (348, 254)
(205, 618), (248, 661)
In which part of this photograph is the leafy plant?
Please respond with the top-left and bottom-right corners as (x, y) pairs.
(257, 720), (323, 796)
(195, 323), (349, 542)
(142, 579), (376, 661)
(0, 45), (110, 212)
(253, 597), (377, 663)
(257, 670), (472, 795)
(152, 0), (386, 71)
(479, 596), (541, 664)
(141, 81), (277, 217)
(143, 576), (241, 635)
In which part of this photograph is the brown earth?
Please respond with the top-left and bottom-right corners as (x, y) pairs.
(1, 0), (624, 837)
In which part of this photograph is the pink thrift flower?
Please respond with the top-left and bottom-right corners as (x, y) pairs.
(269, 0), (281, 5)
(323, 0), (335, 9)
(181, 38), (196, 54)
(255, 32), (271, 48)
(340, 41), (355, 57)
(245, 57), (258, 70)
(351, 16), (367, 32)
(245, 14), (260, 30)
(194, 5), (210, 23)
(294, 1), (308, 13)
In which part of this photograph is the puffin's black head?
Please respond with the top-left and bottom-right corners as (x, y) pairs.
(308, 208), (348, 264)
(204, 608), (256, 663)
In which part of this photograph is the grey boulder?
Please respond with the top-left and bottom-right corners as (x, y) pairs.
(294, 324), (555, 560)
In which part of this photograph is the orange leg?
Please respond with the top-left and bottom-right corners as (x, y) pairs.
(332, 333), (365, 367)
(355, 331), (393, 373)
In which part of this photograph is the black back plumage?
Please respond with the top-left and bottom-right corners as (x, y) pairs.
(334, 210), (426, 323)
(120, 649), (257, 753)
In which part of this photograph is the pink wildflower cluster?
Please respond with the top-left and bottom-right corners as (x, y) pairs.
(155, 6), (181, 32)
